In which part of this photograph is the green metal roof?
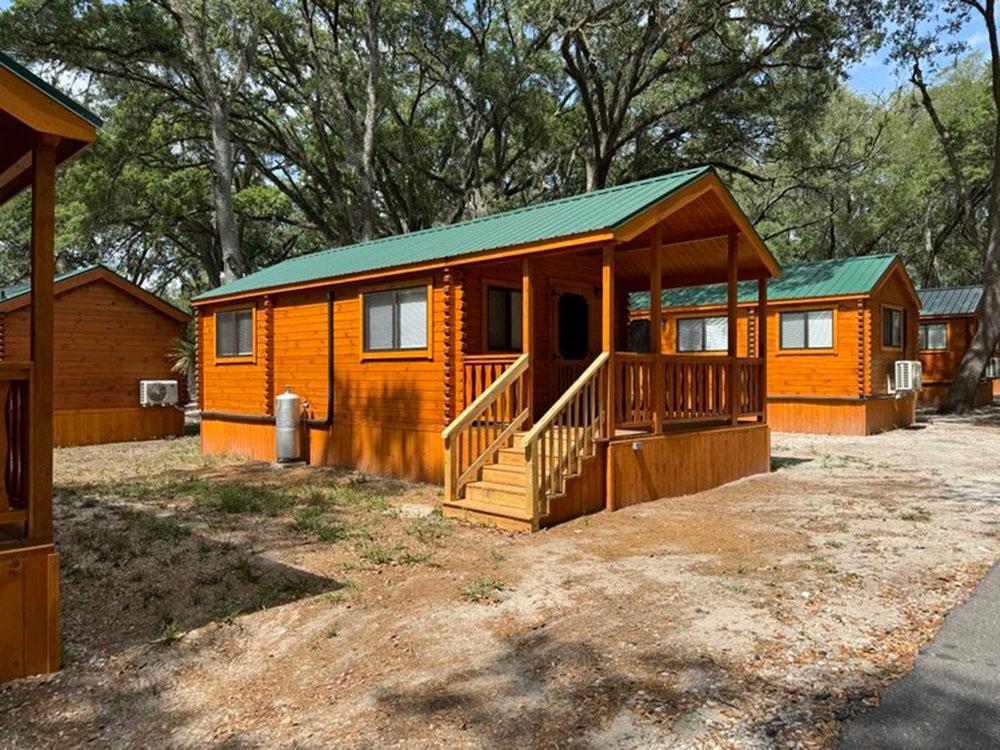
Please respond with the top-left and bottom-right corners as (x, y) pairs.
(0, 51), (103, 128)
(918, 286), (981, 316)
(630, 254), (900, 310)
(193, 167), (714, 301)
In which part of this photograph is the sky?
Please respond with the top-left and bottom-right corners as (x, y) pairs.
(848, 16), (991, 96)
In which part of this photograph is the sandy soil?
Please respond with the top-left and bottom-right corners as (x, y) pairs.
(1, 408), (998, 748)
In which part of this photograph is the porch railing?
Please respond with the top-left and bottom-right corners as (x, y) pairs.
(443, 354), (530, 502)
(523, 353), (609, 519)
(0, 364), (30, 525)
(615, 354), (765, 429)
(462, 354), (519, 413)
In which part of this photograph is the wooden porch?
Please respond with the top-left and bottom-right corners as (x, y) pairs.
(0, 52), (100, 681)
(442, 184), (776, 530)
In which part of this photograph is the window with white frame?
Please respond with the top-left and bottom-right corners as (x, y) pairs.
(919, 322), (947, 351)
(779, 309), (833, 350)
(677, 316), (728, 352)
(216, 308), (254, 358)
(363, 285), (428, 352)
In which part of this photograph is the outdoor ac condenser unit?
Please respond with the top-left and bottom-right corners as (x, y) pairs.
(893, 360), (923, 394)
(140, 379), (179, 407)
(986, 357), (1000, 380)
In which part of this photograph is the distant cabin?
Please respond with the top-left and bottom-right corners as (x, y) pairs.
(193, 167), (784, 531)
(630, 255), (921, 436)
(0, 265), (189, 446)
(917, 286), (999, 408)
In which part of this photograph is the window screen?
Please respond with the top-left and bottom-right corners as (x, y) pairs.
(919, 322), (947, 350)
(780, 309), (833, 350)
(677, 317), (727, 352)
(883, 307), (904, 348)
(363, 286), (428, 351)
(487, 286), (523, 351)
(216, 308), (254, 358)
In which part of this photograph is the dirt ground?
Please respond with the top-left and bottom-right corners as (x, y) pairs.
(1, 408), (999, 748)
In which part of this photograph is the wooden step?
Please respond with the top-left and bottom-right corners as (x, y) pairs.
(481, 463), (527, 488)
(464, 480), (527, 509)
(496, 447), (526, 466)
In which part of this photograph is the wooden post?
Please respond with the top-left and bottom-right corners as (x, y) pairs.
(650, 227), (664, 433)
(602, 245), (616, 439)
(27, 135), (58, 545)
(757, 275), (768, 422)
(727, 234), (739, 426)
(521, 258), (534, 424)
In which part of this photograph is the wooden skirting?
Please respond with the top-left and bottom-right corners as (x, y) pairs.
(768, 394), (916, 436)
(53, 406), (185, 447)
(0, 544), (60, 682)
(919, 382), (995, 410)
(607, 424), (770, 511)
(200, 417), (444, 484)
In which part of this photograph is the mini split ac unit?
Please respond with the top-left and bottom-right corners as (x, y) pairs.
(986, 357), (1000, 380)
(140, 379), (179, 407)
(893, 360), (922, 394)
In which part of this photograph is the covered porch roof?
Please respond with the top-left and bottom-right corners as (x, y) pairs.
(0, 51), (101, 206)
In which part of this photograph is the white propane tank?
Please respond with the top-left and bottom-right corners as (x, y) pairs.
(275, 386), (302, 463)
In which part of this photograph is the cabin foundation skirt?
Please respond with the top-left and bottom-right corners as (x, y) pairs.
(918, 382), (995, 410)
(200, 417), (444, 484)
(768, 394), (917, 435)
(0, 544), (60, 681)
(54, 407), (185, 447)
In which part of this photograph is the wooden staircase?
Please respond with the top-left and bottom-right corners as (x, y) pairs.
(443, 354), (610, 531)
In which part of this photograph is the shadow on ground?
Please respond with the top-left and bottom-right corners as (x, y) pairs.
(372, 629), (877, 748)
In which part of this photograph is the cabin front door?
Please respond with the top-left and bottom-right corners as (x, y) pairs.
(546, 281), (597, 411)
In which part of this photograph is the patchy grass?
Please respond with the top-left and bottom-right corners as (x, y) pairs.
(463, 577), (507, 603)
(900, 506), (932, 523)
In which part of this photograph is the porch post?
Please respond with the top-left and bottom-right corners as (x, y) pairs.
(522, 257), (534, 424)
(727, 234), (739, 426)
(602, 244), (616, 438)
(757, 275), (768, 423)
(649, 227), (664, 433)
(28, 135), (58, 545)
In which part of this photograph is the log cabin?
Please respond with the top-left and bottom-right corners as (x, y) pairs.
(0, 264), (189, 446)
(1, 52), (99, 681)
(629, 255), (922, 436)
(193, 167), (781, 531)
(917, 286), (999, 408)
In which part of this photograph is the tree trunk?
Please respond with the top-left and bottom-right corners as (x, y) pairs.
(359, 0), (381, 241)
(169, 0), (246, 284)
(942, 0), (1000, 412)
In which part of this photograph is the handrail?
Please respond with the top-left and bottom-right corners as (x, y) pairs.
(443, 353), (530, 503)
(523, 352), (610, 520)
(523, 353), (609, 448)
(443, 353), (528, 441)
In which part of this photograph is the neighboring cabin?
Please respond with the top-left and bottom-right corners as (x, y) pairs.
(193, 167), (781, 531)
(629, 255), (921, 436)
(917, 286), (999, 408)
(0, 265), (188, 446)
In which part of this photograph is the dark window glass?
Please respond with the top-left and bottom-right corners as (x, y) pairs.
(883, 308), (903, 349)
(216, 309), (254, 358)
(486, 286), (523, 351)
(557, 293), (589, 360)
(628, 319), (651, 353)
